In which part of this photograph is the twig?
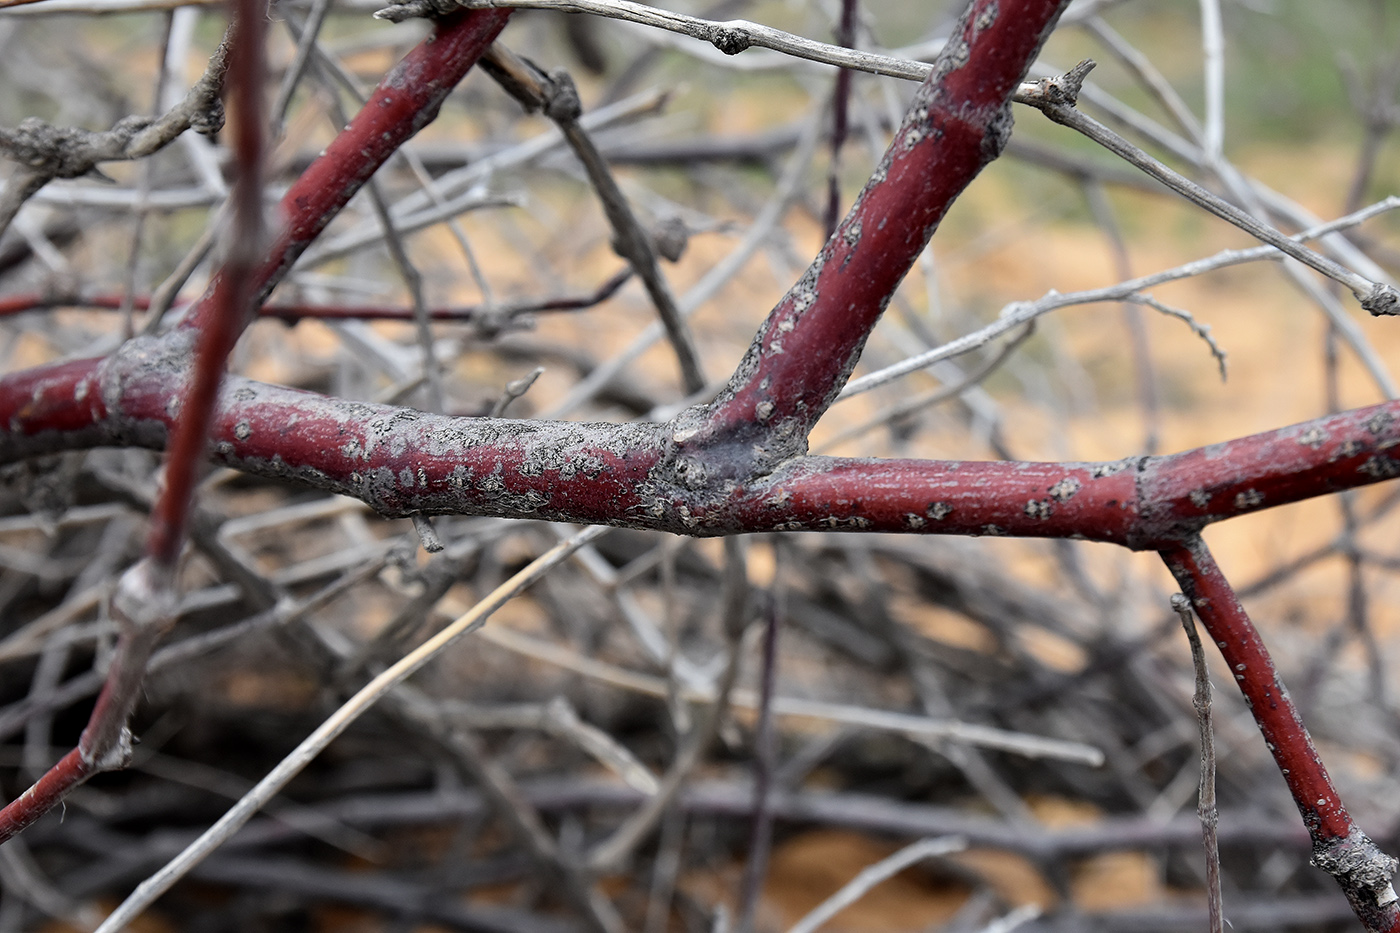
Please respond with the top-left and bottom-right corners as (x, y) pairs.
(1172, 592), (1222, 933)
(783, 835), (968, 933)
(1017, 60), (1400, 316)
(587, 536), (749, 873)
(474, 623), (1105, 764)
(736, 548), (781, 933)
(1160, 537), (1400, 932)
(481, 45), (706, 394)
(0, 3), (260, 844)
(377, 0), (932, 83)
(91, 524), (608, 933)
(491, 366), (546, 418)
(838, 196), (1400, 399)
(1197, 0), (1224, 162)
(824, 0), (858, 240)
(0, 29), (229, 239)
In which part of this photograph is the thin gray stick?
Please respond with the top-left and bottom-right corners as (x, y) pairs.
(838, 196), (1400, 400)
(1172, 592), (1223, 933)
(545, 101), (824, 418)
(270, 0), (334, 135)
(482, 45), (706, 394)
(1018, 61), (1399, 316)
(783, 836), (968, 933)
(376, 0), (931, 83)
(92, 525), (608, 933)
(1197, 0), (1224, 162)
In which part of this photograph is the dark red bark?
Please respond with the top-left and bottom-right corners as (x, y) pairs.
(181, 7), (512, 334)
(1, 4), (1398, 930)
(686, 0), (1068, 473)
(1163, 539), (1400, 933)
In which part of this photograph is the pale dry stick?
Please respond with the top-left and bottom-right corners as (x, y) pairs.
(565, 534), (711, 688)
(838, 196), (1400, 400)
(119, 12), (182, 335)
(643, 808), (684, 933)
(1038, 49), (1393, 302)
(1081, 180), (1160, 453)
(281, 11), (502, 313)
(475, 624), (1106, 765)
(140, 209), (221, 334)
(0, 583), (107, 663)
(0, 0), (219, 12)
(1019, 61), (1400, 316)
(269, 37), (448, 414)
(588, 536), (748, 873)
(1173, 592), (1223, 933)
(390, 689), (625, 933)
(131, 752), (385, 862)
(736, 550), (783, 933)
(1058, 0), (1137, 25)
(436, 696), (661, 794)
(328, 87), (671, 252)
(1197, 0), (1224, 163)
(376, 0), (930, 81)
(270, 0), (334, 134)
(300, 189), (521, 269)
(783, 836), (968, 933)
(814, 323), (1034, 454)
(363, 179), (445, 411)
(975, 904), (1042, 933)
(91, 524), (607, 933)
(546, 102), (824, 418)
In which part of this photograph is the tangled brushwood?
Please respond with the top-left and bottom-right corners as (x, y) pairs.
(1, 0), (1400, 931)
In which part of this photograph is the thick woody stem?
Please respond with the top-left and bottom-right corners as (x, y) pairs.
(2, 351), (1398, 547)
(1161, 537), (1400, 933)
(681, 0), (1071, 475)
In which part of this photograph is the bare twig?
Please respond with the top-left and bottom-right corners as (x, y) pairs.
(482, 45), (706, 394)
(1172, 592), (1222, 933)
(0, 29), (229, 238)
(784, 835), (968, 933)
(92, 524), (608, 933)
(1018, 61), (1400, 316)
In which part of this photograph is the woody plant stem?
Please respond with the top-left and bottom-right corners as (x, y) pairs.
(0, 2), (1397, 929)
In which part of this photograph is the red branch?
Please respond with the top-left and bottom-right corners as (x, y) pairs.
(181, 7), (512, 334)
(1163, 538), (1400, 933)
(1, 4), (1399, 930)
(2, 356), (1397, 547)
(0, 267), (631, 324)
(684, 0), (1067, 472)
(0, 3), (511, 848)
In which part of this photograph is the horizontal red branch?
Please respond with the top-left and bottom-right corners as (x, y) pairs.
(2, 347), (1396, 549)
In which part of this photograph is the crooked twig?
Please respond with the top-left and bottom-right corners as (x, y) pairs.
(0, 29), (229, 238)
(1172, 592), (1223, 933)
(481, 44), (706, 394)
(1018, 60), (1400, 316)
